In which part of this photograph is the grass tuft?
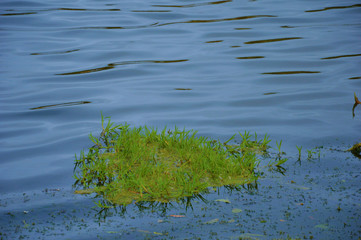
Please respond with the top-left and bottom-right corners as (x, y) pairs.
(73, 116), (276, 206)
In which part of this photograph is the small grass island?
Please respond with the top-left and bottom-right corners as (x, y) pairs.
(73, 116), (284, 207)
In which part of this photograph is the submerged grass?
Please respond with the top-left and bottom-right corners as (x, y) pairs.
(73, 116), (276, 206)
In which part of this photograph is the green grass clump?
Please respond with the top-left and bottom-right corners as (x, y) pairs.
(73, 116), (272, 206)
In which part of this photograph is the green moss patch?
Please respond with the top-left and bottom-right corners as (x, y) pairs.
(73, 116), (274, 206)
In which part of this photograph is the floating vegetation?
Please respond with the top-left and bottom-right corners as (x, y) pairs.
(73, 116), (283, 207)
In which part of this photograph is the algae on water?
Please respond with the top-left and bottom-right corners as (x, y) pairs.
(73, 116), (277, 206)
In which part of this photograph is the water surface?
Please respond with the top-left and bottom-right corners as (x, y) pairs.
(1, 0), (360, 239)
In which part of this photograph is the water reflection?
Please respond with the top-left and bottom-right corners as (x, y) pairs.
(280, 25), (295, 28)
(305, 4), (361, 13)
(131, 10), (171, 13)
(152, 0), (232, 8)
(57, 59), (188, 75)
(57, 64), (116, 75)
(157, 15), (276, 27)
(30, 49), (80, 56)
(71, 15), (276, 31)
(1, 8), (121, 16)
(94, 192), (209, 218)
(262, 71), (320, 75)
(30, 101), (91, 110)
(263, 92), (278, 95)
(74, 22), (159, 30)
(244, 37), (302, 44)
(174, 88), (192, 91)
(236, 56), (265, 59)
(235, 27), (251, 30)
(205, 40), (223, 43)
(54, 8), (121, 11)
(352, 93), (361, 118)
(321, 53), (361, 60)
(86, 183), (260, 219)
(1, 12), (36, 16)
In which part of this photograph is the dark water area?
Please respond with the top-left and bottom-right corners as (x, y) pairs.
(1, 0), (360, 239)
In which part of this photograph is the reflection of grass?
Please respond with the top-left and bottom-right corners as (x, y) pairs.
(306, 147), (322, 160)
(296, 145), (302, 161)
(73, 116), (277, 206)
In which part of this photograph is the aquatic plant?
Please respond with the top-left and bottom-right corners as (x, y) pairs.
(73, 116), (278, 206)
(352, 92), (360, 118)
(354, 92), (361, 104)
(307, 149), (316, 160)
(296, 145), (302, 161)
(276, 140), (282, 154)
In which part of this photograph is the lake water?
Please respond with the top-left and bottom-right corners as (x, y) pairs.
(1, 0), (360, 239)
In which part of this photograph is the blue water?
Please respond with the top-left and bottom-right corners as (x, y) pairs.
(1, 0), (360, 239)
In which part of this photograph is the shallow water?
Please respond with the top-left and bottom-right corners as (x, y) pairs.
(1, 0), (360, 239)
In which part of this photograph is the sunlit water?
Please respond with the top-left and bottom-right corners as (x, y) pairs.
(1, 0), (360, 239)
